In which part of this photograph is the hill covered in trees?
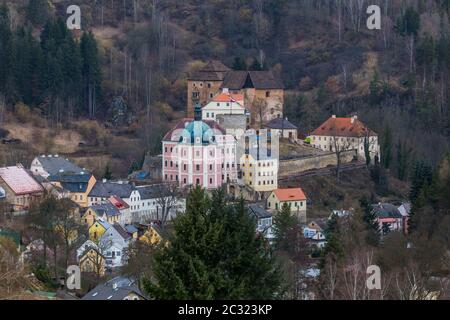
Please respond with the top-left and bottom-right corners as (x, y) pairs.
(0, 0), (449, 180)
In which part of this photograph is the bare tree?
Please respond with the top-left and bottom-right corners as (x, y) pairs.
(329, 130), (353, 181)
(154, 183), (180, 227)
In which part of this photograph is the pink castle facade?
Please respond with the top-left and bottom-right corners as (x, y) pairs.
(162, 104), (237, 189)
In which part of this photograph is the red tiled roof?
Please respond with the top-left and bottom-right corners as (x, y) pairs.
(211, 92), (244, 103)
(0, 166), (43, 195)
(273, 188), (307, 201)
(108, 195), (130, 210)
(310, 116), (376, 137)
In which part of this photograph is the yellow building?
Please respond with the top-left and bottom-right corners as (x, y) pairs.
(49, 172), (97, 208)
(79, 247), (106, 276)
(89, 220), (110, 242)
(267, 188), (307, 223)
(139, 224), (167, 246)
(82, 203), (121, 227)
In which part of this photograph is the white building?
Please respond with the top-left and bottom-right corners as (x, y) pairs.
(308, 115), (380, 162)
(202, 88), (246, 121)
(30, 155), (84, 178)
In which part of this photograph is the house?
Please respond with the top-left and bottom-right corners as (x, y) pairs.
(77, 240), (106, 276)
(87, 180), (135, 206)
(48, 172), (96, 208)
(247, 204), (274, 242)
(187, 60), (231, 117)
(83, 202), (122, 226)
(81, 277), (146, 300)
(162, 103), (237, 189)
(264, 118), (298, 142)
(89, 220), (111, 242)
(202, 88), (246, 121)
(108, 195), (131, 225)
(237, 129), (279, 197)
(267, 188), (307, 223)
(124, 225), (139, 239)
(371, 203), (405, 234)
(30, 155), (84, 179)
(0, 165), (44, 211)
(308, 115), (380, 163)
(139, 223), (168, 246)
(99, 223), (132, 268)
(303, 220), (328, 249)
(187, 61), (284, 125)
(221, 70), (284, 125)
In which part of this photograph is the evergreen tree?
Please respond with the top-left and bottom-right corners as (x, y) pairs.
(381, 125), (393, 169)
(360, 197), (380, 246)
(232, 56), (246, 70)
(103, 164), (113, 180)
(0, 5), (12, 95)
(273, 203), (297, 252)
(143, 187), (283, 299)
(27, 0), (52, 27)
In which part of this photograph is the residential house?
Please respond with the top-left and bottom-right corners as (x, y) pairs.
(162, 103), (237, 189)
(237, 129), (279, 197)
(303, 220), (328, 249)
(371, 203), (405, 234)
(139, 223), (168, 246)
(247, 204), (274, 242)
(264, 117), (298, 142)
(0, 165), (44, 211)
(48, 172), (96, 208)
(89, 220), (111, 242)
(76, 240), (106, 276)
(99, 223), (132, 268)
(187, 60), (231, 117)
(87, 180), (135, 206)
(124, 225), (139, 239)
(202, 88), (246, 121)
(329, 209), (352, 220)
(308, 115), (380, 162)
(30, 155), (84, 179)
(108, 196), (131, 225)
(83, 202), (122, 226)
(82, 277), (146, 300)
(267, 188), (307, 223)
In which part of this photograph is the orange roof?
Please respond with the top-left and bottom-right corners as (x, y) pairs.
(211, 92), (244, 103)
(273, 188), (307, 201)
(310, 116), (376, 137)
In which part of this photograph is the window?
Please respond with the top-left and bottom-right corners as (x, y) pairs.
(210, 93), (213, 98)
(165, 147), (167, 152)
(196, 164), (200, 171)
(206, 113), (210, 118)
(210, 178), (213, 184)
(196, 179), (200, 185)
(208, 83), (211, 88)
(266, 91), (270, 97)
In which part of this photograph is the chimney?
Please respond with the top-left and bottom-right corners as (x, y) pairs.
(222, 88), (229, 94)
(351, 115), (358, 124)
(332, 115), (336, 119)
(103, 179), (107, 183)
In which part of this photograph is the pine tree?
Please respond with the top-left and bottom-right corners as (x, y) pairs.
(273, 202), (297, 252)
(360, 197), (380, 246)
(381, 125), (393, 169)
(0, 4), (12, 95)
(232, 56), (246, 70)
(143, 187), (283, 299)
(27, 0), (51, 27)
(103, 164), (113, 180)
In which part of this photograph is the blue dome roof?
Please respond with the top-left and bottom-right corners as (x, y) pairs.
(180, 120), (215, 144)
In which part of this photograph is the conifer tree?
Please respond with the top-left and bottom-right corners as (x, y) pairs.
(143, 187), (283, 299)
(273, 202), (297, 252)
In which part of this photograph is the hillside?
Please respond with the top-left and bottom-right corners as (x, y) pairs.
(0, 0), (449, 179)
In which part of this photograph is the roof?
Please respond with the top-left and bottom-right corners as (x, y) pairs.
(90, 203), (121, 217)
(0, 166), (43, 195)
(371, 203), (403, 219)
(248, 204), (272, 219)
(137, 184), (172, 200)
(221, 71), (284, 90)
(35, 155), (84, 176)
(93, 220), (111, 231)
(273, 188), (307, 202)
(113, 223), (132, 241)
(210, 91), (244, 103)
(310, 116), (377, 137)
(108, 196), (130, 210)
(265, 118), (298, 130)
(125, 225), (138, 234)
(48, 172), (92, 193)
(88, 181), (135, 198)
(189, 60), (230, 81)
(81, 277), (145, 300)
(163, 118), (226, 142)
